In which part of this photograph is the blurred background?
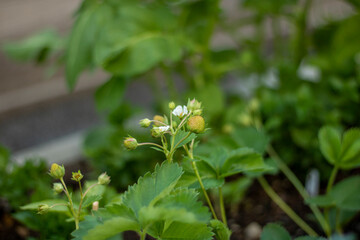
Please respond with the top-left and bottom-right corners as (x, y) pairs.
(0, 0), (359, 239)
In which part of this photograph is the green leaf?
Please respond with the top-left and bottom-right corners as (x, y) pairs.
(339, 128), (360, 169)
(156, 188), (211, 222)
(82, 194), (102, 208)
(173, 131), (197, 149)
(307, 176), (360, 210)
(2, 30), (63, 63)
(231, 127), (269, 154)
(318, 126), (341, 165)
(21, 199), (68, 213)
(295, 237), (327, 240)
(260, 223), (291, 240)
(72, 204), (139, 240)
(95, 77), (128, 111)
(160, 222), (213, 240)
(221, 148), (268, 177)
(122, 162), (183, 216)
(210, 220), (232, 240)
(66, 3), (112, 90)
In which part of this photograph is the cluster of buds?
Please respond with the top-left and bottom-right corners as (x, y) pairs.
(123, 99), (206, 162)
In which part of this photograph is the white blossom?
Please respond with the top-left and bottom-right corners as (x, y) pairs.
(158, 126), (170, 132)
(172, 105), (188, 118)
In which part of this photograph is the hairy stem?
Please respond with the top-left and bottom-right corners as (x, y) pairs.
(219, 187), (227, 225)
(258, 176), (318, 236)
(60, 178), (79, 229)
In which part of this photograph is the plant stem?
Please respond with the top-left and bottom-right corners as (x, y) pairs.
(140, 231), (146, 240)
(191, 161), (218, 220)
(326, 166), (339, 193)
(267, 145), (330, 235)
(258, 176), (318, 236)
(60, 178), (79, 229)
(218, 187), (227, 225)
(138, 142), (165, 150)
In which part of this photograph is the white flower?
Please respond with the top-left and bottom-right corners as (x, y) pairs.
(172, 105), (188, 118)
(158, 126), (170, 132)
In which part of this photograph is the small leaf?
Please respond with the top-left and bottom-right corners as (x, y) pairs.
(160, 222), (213, 240)
(82, 194), (102, 208)
(306, 195), (335, 207)
(318, 126), (341, 165)
(339, 128), (360, 169)
(173, 131), (197, 149)
(260, 223), (291, 240)
(210, 220), (232, 240)
(21, 199), (68, 213)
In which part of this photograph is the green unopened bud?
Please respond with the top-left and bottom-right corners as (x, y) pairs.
(187, 116), (205, 134)
(49, 163), (65, 179)
(71, 170), (83, 182)
(249, 99), (259, 112)
(37, 204), (50, 215)
(139, 118), (151, 128)
(153, 115), (165, 126)
(169, 101), (176, 110)
(53, 183), (63, 194)
(124, 137), (138, 150)
(151, 128), (161, 138)
(98, 172), (111, 185)
(238, 113), (252, 126)
(172, 121), (178, 128)
(187, 98), (202, 112)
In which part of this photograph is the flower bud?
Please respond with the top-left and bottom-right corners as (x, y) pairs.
(239, 113), (252, 126)
(187, 116), (205, 134)
(124, 137), (138, 150)
(92, 201), (99, 211)
(53, 183), (63, 194)
(249, 99), (259, 112)
(187, 98), (202, 112)
(139, 118), (151, 128)
(169, 101), (176, 110)
(151, 128), (161, 138)
(172, 121), (178, 128)
(98, 172), (111, 185)
(49, 163), (65, 179)
(37, 204), (50, 215)
(71, 170), (83, 182)
(153, 115), (165, 126)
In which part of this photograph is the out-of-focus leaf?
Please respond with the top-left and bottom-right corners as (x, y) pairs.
(21, 199), (69, 213)
(318, 126), (341, 165)
(260, 223), (291, 240)
(95, 77), (128, 111)
(2, 30), (63, 63)
(231, 127), (269, 154)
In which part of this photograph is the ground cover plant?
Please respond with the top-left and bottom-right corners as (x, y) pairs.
(2, 0), (360, 239)
(21, 99), (360, 239)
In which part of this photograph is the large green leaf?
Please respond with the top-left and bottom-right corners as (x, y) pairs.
(220, 148), (269, 177)
(72, 204), (139, 240)
(295, 237), (327, 240)
(231, 127), (269, 154)
(260, 223), (291, 240)
(65, 2), (112, 90)
(122, 162), (183, 216)
(95, 76), (128, 111)
(160, 222), (213, 240)
(318, 126), (341, 165)
(306, 176), (360, 210)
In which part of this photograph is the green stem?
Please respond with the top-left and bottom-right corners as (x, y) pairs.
(324, 166), (339, 232)
(267, 145), (330, 236)
(218, 187), (227, 225)
(335, 208), (343, 234)
(140, 231), (146, 240)
(60, 178), (79, 229)
(258, 176), (318, 236)
(191, 161), (218, 220)
(326, 166), (339, 193)
(138, 142), (165, 150)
